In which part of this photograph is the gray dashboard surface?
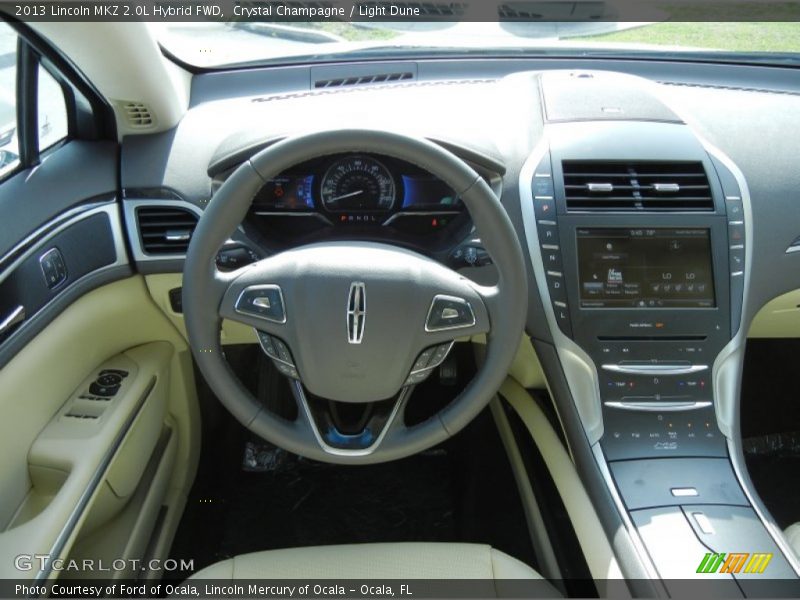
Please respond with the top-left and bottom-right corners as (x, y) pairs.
(121, 58), (800, 340)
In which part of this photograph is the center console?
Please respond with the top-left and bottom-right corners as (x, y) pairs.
(519, 87), (799, 593)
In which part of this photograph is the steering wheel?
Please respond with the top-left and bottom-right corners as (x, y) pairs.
(183, 130), (527, 464)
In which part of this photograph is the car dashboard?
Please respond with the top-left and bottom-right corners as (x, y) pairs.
(112, 57), (800, 591)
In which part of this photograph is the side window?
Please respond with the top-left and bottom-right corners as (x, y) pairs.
(0, 22), (19, 178)
(37, 63), (68, 151)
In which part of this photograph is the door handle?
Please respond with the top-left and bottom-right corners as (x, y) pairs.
(0, 305), (25, 335)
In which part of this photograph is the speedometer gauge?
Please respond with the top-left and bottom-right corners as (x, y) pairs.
(320, 156), (396, 212)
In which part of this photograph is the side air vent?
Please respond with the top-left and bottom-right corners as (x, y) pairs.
(122, 102), (155, 129)
(562, 161), (714, 212)
(136, 206), (198, 255)
(314, 71), (414, 89)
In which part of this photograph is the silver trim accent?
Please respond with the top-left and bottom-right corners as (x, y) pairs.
(234, 284), (287, 324)
(537, 219), (557, 226)
(519, 139), (604, 442)
(653, 183), (680, 193)
(164, 230), (191, 242)
(603, 400), (712, 411)
(252, 297), (271, 310)
(123, 199), (204, 263)
(588, 182), (614, 193)
(0, 305), (25, 335)
(347, 281), (366, 344)
(424, 294), (476, 332)
(671, 487), (699, 497)
(601, 363), (707, 376)
(785, 244), (800, 255)
(728, 220), (744, 226)
(291, 379), (409, 457)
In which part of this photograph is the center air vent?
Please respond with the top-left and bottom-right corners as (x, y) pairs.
(136, 206), (198, 255)
(562, 161), (714, 212)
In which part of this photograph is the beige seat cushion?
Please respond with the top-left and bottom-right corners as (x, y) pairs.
(188, 542), (543, 580)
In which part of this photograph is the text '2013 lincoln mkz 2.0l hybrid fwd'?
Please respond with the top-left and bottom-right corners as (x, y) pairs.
(1, 5), (800, 599)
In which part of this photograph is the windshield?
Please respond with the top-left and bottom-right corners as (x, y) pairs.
(156, 19), (800, 69)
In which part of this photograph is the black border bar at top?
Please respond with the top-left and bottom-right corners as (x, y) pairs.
(2, 0), (800, 23)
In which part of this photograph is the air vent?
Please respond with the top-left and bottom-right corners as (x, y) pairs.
(314, 71), (414, 89)
(122, 102), (154, 129)
(562, 161), (714, 212)
(136, 206), (198, 255)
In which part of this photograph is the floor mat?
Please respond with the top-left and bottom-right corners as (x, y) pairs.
(166, 406), (536, 580)
(745, 431), (800, 529)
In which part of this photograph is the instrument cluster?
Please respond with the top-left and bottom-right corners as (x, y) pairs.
(240, 153), (479, 252)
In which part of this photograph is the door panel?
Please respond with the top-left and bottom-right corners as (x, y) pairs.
(0, 276), (199, 580)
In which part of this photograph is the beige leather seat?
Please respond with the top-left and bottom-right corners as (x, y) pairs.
(188, 542), (544, 581)
(785, 523), (800, 557)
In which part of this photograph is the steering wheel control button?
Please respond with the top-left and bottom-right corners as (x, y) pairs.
(235, 285), (286, 323)
(255, 331), (299, 378)
(273, 339), (293, 364)
(256, 331), (278, 358)
(412, 347), (436, 372)
(429, 342), (454, 368)
(275, 362), (299, 379)
(425, 295), (476, 332)
(405, 370), (432, 386)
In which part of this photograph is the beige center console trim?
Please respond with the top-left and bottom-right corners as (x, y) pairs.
(498, 377), (625, 584)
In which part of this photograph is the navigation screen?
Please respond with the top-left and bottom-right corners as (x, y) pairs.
(576, 228), (715, 308)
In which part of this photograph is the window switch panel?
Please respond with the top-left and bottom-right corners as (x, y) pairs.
(39, 247), (67, 289)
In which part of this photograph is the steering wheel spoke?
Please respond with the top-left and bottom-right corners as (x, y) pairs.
(290, 379), (410, 456)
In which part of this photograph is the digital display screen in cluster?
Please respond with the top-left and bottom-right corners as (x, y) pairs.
(576, 228), (716, 309)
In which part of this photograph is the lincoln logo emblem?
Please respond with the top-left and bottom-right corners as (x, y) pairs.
(347, 282), (366, 344)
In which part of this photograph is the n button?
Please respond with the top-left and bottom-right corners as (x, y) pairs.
(426, 295), (476, 332)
